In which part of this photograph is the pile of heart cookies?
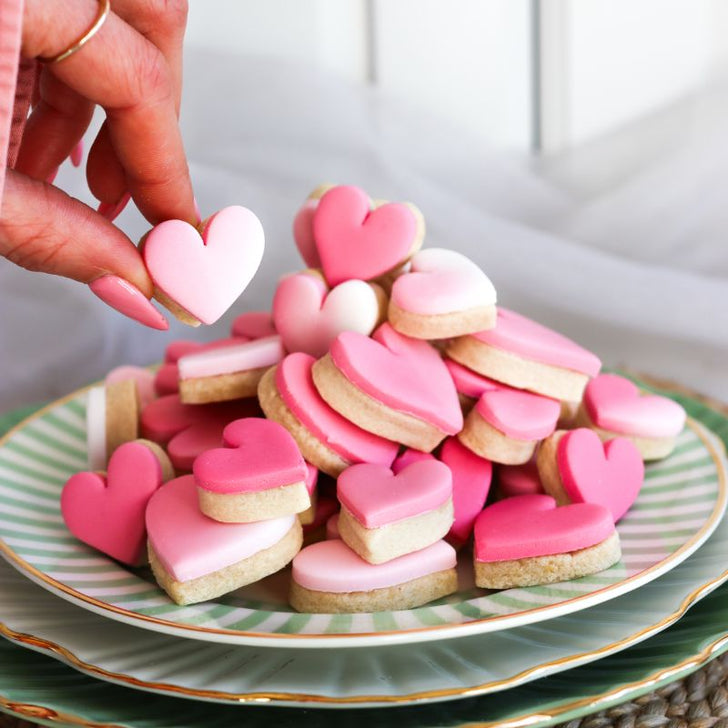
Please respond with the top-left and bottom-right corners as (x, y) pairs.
(60, 184), (687, 612)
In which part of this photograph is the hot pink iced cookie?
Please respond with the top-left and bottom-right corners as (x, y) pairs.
(312, 185), (425, 286)
(143, 206), (264, 326)
(473, 494), (620, 589)
(289, 538), (457, 613)
(258, 352), (398, 477)
(62, 440), (172, 566)
(292, 184), (333, 268)
(439, 437), (492, 548)
(147, 475), (302, 605)
(578, 374), (686, 460)
(389, 248), (497, 339)
(459, 388), (560, 465)
(446, 308), (601, 401)
(193, 418), (310, 523)
(391, 448), (435, 474)
(537, 428), (644, 522)
(313, 323), (463, 452)
(272, 272), (385, 358)
(105, 366), (156, 409)
(230, 311), (276, 340)
(496, 460), (544, 499)
(298, 462), (320, 526)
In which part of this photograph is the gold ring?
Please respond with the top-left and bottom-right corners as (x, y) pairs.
(38, 0), (111, 64)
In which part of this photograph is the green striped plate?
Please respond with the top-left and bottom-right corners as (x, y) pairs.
(0, 386), (725, 648)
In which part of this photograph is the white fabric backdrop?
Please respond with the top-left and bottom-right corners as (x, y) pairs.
(1, 50), (726, 412)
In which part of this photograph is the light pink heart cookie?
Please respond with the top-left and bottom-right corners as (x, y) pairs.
(584, 374), (686, 438)
(143, 206), (264, 325)
(476, 389), (561, 440)
(474, 494), (615, 562)
(105, 366), (156, 409)
(61, 441), (167, 565)
(312, 185), (423, 286)
(557, 428), (644, 522)
(337, 461), (452, 528)
(273, 273), (383, 357)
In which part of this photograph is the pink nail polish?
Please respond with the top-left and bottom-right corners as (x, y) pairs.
(89, 275), (168, 331)
(97, 192), (131, 222)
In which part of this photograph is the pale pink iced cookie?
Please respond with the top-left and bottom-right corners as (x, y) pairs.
(193, 418), (310, 523)
(258, 353), (398, 477)
(86, 380), (140, 470)
(298, 463), (320, 526)
(105, 366), (156, 409)
(312, 185), (425, 287)
(178, 335), (285, 404)
(272, 271), (387, 358)
(537, 428), (644, 523)
(140, 394), (258, 472)
(337, 461), (454, 564)
(231, 310), (276, 340)
(292, 184), (333, 268)
(459, 388), (560, 465)
(577, 374), (686, 460)
(473, 494), (620, 589)
(389, 248), (497, 339)
(446, 308), (601, 401)
(289, 538), (457, 613)
(155, 338), (246, 396)
(62, 440), (173, 567)
(142, 205), (264, 326)
(391, 448), (435, 474)
(445, 358), (504, 413)
(147, 475), (302, 605)
(496, 459), (544, 499)
(439, 437), (492, 548)
(313, 323), (463, 451)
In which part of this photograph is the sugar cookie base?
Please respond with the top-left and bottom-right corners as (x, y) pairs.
(133, 439), (175, 482)
(149, 520), (302, 605)
(152, 287), (202, 327)
(446, 336), (590, 402)
(337, 499), (454, 564)
(289, 567), (458, 613)
(198, 481), (311, 523)
(475, 531), (620, 589)
(179, 367), (269, 404)
(257, 365), (350, 477)
(105, 380), (139, 462)
(388, 301), (496, 340)
(312, 353), (446, 452)
(458, 409), (538, 465)
(535, 430), (572, 506)
(575, 406), (677, 461)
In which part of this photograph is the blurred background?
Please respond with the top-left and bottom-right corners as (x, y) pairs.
(2, 0), (728, 409)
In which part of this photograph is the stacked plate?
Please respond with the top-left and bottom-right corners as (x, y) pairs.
(0, 375), (727, 728)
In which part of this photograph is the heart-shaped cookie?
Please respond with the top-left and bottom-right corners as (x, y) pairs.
(273, 272), (385, 357)
(143, 206), (264, 325)
(474, 494), (615, 562)
(584, 374), (686, 438)
(557, 428), (644, 521)
(312, 185), (424, 286)
(476, 388), (561, 440)
(193, 418), (307, 494)
(337, 460), (452, 528)
(61, 441), (170, 565)
(292, 184), (333, 268)
(230, 310), (276, 340)
(105, 366), (156, 409)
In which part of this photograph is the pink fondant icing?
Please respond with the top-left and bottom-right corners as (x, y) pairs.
(472, 308), (601, 376)
(337, 461), (452, 528)
(105, 366), (156, 409)
(313, 185), (419, 286)
(273, 273), (382, 358)
(146, 475), (295, 582)
(391, 248), (496, 315)
(193, 418), (308, 494)
(305, 462), (318, 496)
(292, 538), (456, 593)
(439, 437), (492, 546)
(276, 353), (398, 466)
(474, 494), (615, 563)
(231, 311), (277, 340)
(177, 336), (284, 380)
(557, 428), (644, 522)
(497, 460), (543, 498)
(475, 389), (560, 440)
(445, 359), (506, 399)
(391, 448), (435, 474)
(326, 513), (340, 539)
(584, 374), (686, 438)
(293, 198), (322, 268)
(61, 441), (167, 566)
(329, 324), (463, 435)
(143, 206), (265, 325)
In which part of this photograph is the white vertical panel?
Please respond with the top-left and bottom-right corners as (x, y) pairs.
(185, 0), (369, 83)
(372, 0), (534, 152)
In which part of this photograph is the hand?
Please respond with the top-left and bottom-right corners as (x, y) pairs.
(0, 0), (195, 326)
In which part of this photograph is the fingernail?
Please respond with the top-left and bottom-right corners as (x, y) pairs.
(97, 192), (131, 222)
(70, 140), (83, 167)
(89, 275), (168, 331)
